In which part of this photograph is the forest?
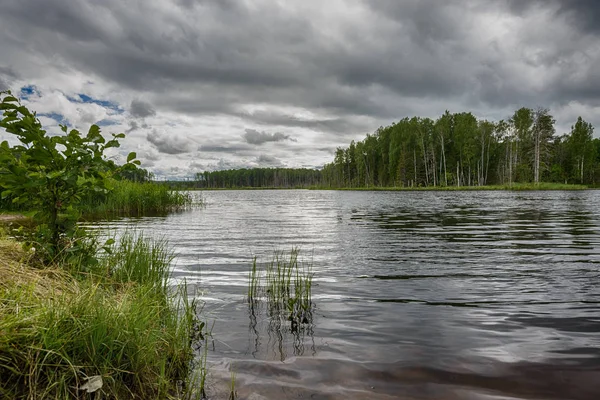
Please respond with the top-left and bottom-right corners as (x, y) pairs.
(194, 167), (322, 188)
(321, 108), (599, 188)
(192, 107), (598, 189)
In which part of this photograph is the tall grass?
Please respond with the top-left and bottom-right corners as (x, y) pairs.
(0, 231), (204, 399)
(103, 233), (172, 294)
(79, 179), (194, 216)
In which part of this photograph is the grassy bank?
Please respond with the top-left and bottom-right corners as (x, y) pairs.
(0, 230), (203, 399)
(79, 180), (194, 216)
(309, 182), (590, 191)
(1, 180), (195, 223)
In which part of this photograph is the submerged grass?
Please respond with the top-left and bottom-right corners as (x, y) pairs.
(0, 230), (204, 399)
(79, 179), (194, 217)
(248, 248), (313, 327)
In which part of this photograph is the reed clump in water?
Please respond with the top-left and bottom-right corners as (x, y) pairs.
(80, 179), (194, 216)
(0, 230), (204, 400)
(247, 248), (313, 329)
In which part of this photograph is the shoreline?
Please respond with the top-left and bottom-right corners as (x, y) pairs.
(172, 183), (592, 191)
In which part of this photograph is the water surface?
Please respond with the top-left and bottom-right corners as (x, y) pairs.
(90, 190), (600, 399)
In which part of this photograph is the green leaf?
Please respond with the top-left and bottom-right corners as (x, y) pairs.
(104, 139), (120, 149)
(104, 238), (115, 246)
(127, 152), (137, 163)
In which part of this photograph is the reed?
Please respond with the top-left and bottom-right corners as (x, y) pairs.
(229, 369), (237, 400)
(79, 179), (194, 217)
(247, 248), (313, 326)
(248, 256), (261, 303)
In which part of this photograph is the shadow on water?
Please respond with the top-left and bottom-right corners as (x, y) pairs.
(206, 356), (600, 400)
(247, 301), (316, 362)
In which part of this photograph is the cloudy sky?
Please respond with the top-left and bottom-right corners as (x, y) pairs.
(1, 0), (599, 179)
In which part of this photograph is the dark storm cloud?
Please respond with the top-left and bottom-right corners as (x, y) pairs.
(556, 0), (600, 33)
(0, 0), (469, 120)
(147, 130), (197, 154)
(508, 0), (600, 34)
(130, 100), (156, 118)
(1, 0), (599, 159)
(243, 129), (294, 145)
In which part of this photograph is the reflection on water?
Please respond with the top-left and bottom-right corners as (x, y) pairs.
(247, 300), (316, 362)
(85, 190), (600, 399)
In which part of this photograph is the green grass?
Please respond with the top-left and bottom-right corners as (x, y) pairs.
(79, 180), (194, 217)
(0, 231), (204, 399)
(309, 182), (590, 191)
(248, 249), (313, 326)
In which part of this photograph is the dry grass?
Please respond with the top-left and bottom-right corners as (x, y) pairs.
(0, 236), (75, 299)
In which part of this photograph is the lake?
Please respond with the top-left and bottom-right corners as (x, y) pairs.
(89, 190), (600, 399)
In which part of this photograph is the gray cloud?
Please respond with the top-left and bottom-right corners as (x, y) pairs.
(200, 158), (249, 172)
(243, 129), (294, 145)
(126, 120), (139, 133)
(0, 77), (8, 92)
(201, 143), (252, 153)
(130, 100), (156, 118)
(243, 110), (371, 135)
(1, 0), (600, 176)
(0, 66), (18, 91)
(3, 0), (598, 119)
(139, 148), (161, 162)
(256, 154), (284, 167)
(508, 0), (600, 34)
(147, 130), (197, 154)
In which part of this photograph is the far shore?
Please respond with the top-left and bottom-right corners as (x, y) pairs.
(171, 183), (593, 191)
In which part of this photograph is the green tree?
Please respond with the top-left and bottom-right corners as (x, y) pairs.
(0, 91), (137, 261)
(531, 108), (555, 184)
(568, 116), (594, 183)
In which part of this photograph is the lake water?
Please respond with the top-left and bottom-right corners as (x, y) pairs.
(90, 190), (600, 399)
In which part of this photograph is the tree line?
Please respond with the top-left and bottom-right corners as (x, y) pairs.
(195, 167), (322, 188)
(321, 108), (598, 188)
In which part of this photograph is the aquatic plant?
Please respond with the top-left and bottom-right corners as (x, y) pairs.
(247, 248), (313, 328)
(229, 368), (237, 400)
(79, 179), (194, 217)
(248, 255), (261, 304)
